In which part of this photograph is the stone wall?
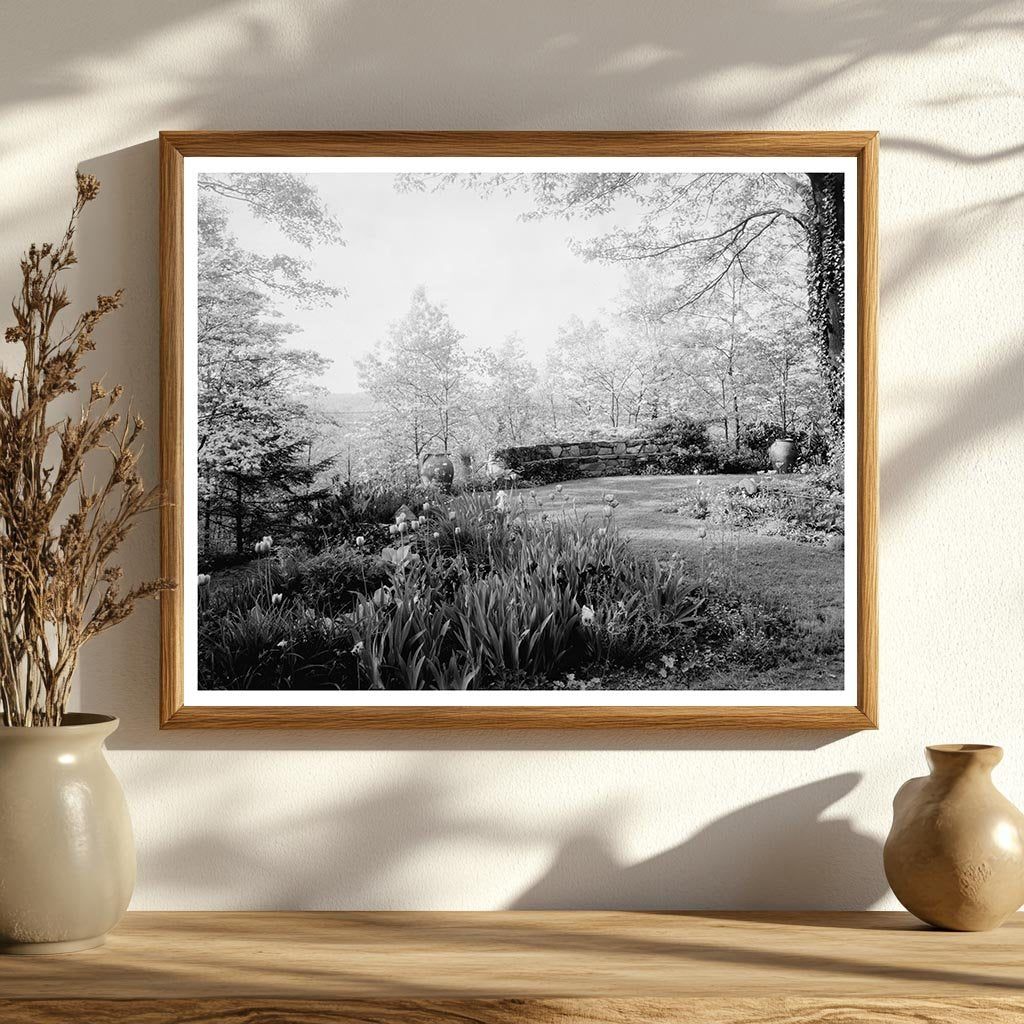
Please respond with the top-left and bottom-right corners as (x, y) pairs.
(491, 439), (680, 483)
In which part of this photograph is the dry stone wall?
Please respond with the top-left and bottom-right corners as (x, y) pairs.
(491, 439), (680, 483)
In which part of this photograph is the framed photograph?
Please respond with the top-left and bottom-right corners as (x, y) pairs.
(159, 131), (877, 729)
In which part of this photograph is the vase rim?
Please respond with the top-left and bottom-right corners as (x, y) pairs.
(0, 712), (118, 732)
(927, 743), (1001, 754)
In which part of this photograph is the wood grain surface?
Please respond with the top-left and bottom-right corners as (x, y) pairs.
(1, 911), (1021, 996)
(4, 997), (1024, 1024)
(159, 130), (879, 731)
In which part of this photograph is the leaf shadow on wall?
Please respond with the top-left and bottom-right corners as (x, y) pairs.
(882, 339), (1024, 515)
(0, 0), (1019, 239)
(133, 762), (886, 911)
(510, 774), (887, 911)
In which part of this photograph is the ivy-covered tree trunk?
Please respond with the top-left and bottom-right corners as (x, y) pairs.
(806, 172), (845, 464)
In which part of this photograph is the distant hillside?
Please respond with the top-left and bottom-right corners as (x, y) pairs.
(310, 391), (376, 422)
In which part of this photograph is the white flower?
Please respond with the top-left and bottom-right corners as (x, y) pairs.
(454, 526), (462, 535)
(355, 535), (365, 547)
(271, 593), (283, 607)
(197, 573), (211, 587)
(389, 524), (398, 536)
(556, 484), (563, 492)
(448, 511), (457, 521)
(433, 531), (440, 539)
(397, 511), (408, 523)
(276, 640), (288, 649)
(398, 521), (409, 534)
(422, 501), (431, 512)
(580, 604), (595, 625)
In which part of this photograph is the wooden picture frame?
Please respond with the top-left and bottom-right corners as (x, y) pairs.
(160, 131), (878, 730)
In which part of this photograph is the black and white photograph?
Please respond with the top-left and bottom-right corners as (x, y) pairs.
(182, 153), (860, 708)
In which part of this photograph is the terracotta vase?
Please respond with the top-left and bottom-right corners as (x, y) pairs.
(768, 437), (798, 473)
(0, 714), (135, 953)
(884, 744), (1024, 931)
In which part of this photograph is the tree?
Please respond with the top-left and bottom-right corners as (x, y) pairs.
(356, 287), (471, 464)
(196, 176), (339, 555)
(611, 265), (684, 424)
(417, 170), (846, 452)
(546, 316), (643, 431)
(474, 334), (538, 448)
(198, 173), (345, 307)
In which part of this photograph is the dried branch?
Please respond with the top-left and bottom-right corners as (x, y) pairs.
(0, 175), (175, 726)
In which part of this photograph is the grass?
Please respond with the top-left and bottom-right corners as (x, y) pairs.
(531, 474), (844, 690)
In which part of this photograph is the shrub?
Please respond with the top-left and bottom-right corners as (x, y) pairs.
(198, 595), (359, 690)
(720, 477), (844, 545)
(680, 593), (808, 673)
(294, 478), (434, 550)
(292, 545), (391, 615)
(200, 487), (707, 691)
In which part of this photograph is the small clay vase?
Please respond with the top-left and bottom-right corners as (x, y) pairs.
(884, 744), (1024, 930)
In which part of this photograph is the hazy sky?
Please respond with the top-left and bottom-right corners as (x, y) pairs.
(224, 173), (647, 393)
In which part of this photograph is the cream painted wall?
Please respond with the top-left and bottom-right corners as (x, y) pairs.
(1, 1), (1021, 910)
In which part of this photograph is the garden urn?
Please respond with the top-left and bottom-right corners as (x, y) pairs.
(0, 714), (135, 953)
(768, 437), (798, 473)
(420, 453), (455, 489)
(884, 744), (1024, 931)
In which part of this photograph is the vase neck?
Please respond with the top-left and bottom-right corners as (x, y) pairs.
(926, 743), (1002, 780)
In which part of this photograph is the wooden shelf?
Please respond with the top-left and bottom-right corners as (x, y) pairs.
(1, 911), (1022, 1022)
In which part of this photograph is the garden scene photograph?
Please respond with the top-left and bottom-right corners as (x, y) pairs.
(194, 163), (850, 694)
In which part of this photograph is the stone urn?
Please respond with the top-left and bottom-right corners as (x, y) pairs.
(768, 436), (798, 473)
(0, 714), (135, 953)
(884, 744), (1024, 931)
(420, 453), (454, 490)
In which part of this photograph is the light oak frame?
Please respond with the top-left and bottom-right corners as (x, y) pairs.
(160, 131), (878, 730)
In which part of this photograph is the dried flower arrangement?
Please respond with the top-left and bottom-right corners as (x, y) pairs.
(0, 174), (173, 726)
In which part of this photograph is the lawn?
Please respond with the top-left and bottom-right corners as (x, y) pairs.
(531, 474), (845, 690)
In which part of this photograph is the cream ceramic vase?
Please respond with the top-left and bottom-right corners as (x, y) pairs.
(884, 744), (1024, 931)
(0, 713), (134, 953)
